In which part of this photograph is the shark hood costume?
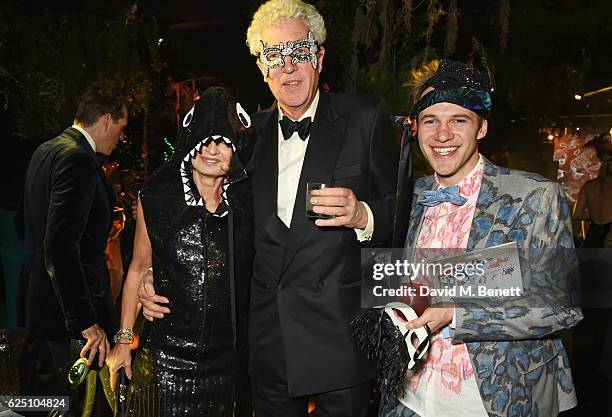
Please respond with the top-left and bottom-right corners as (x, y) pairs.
(132, 87), (254, 417)
(148, 86), (254, 210)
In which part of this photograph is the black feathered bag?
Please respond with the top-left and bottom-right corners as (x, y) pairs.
(350, 303), (430, 398)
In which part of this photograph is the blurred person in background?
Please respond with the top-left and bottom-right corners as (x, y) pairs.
(19, 83), (127, 407)
(574, 133), (612, 248)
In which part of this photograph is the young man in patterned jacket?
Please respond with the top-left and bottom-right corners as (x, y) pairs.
(383, 59), (582, 417)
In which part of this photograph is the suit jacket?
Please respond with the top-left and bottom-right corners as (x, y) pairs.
(21, 127), (117, 341)
(248, 92), (398, 396)
(402, 157), (583, 416)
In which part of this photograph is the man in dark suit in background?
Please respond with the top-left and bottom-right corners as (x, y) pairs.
(139, 1), (397, 415)
(20, 83), (127, 398)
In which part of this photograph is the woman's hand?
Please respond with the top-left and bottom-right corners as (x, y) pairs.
(105, 343), (133, 392)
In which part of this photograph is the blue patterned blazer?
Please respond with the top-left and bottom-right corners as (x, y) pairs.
(398, 157), (583, 417)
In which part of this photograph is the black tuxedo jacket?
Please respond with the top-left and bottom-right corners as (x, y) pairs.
(21, 127), (117, 341)
(248, 92), (398, 396)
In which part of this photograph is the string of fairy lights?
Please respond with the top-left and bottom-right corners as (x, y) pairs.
(163, 137), (175, 162)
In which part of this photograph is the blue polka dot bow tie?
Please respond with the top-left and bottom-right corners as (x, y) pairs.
(417, 184), (468, 207)
(279, 116), (312, 140)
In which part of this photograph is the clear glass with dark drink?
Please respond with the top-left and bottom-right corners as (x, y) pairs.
(306, 182), (335, 219)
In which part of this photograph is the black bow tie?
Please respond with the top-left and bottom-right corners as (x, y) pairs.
(279, 116), (312, 141)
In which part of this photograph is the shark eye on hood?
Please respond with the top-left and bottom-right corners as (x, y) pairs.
(183, 105), (195, 127)
(236, 102), (251, 128)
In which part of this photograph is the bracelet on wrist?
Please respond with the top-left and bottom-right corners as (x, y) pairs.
(113, 328), (134, 344)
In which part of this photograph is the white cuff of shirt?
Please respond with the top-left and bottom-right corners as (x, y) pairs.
(450, 304), (457, 329)
(354, 202), (374, 242)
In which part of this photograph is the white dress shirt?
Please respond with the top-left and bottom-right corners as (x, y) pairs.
(276, 90), (373, 241)
(72, 124), (96, 153)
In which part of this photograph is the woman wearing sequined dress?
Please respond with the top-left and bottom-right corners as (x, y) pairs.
(105, 87), (254, 417)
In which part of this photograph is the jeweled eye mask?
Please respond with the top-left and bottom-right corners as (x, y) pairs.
(259, 31), (319, 77)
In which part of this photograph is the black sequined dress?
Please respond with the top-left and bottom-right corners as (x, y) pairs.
(125, 88), (254, 417)
(127, 210), (242, 416)
(128, 181), (252, 416)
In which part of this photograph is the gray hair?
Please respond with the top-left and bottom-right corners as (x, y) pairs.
(246, 0), (327, 57)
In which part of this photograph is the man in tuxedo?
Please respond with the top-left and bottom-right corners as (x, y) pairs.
(138, 0), (397, 415)
(245, 1), (398, 414)
(381, 59), (582, 417)
(20, 83), (127, 398)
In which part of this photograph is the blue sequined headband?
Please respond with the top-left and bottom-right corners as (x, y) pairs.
(412, 87), (492, 118)
(411, 59), (493, 118)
